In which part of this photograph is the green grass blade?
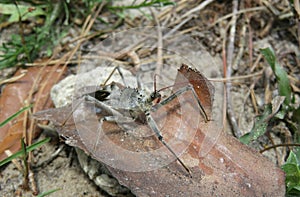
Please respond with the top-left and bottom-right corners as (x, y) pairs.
(260, 47), (292, 107)
(0, 105), (32, 127)
(109, 0), (175, 10)
(37, 188), (61, 197)
(0, 137), (51, 167)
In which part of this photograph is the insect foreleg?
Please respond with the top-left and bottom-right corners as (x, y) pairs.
(146, 112), (191, 176)
(152, 85), (209, 122)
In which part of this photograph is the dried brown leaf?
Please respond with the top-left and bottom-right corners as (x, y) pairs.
(104, 65), (285, 196)
(177, 64), (215, 119)
(0, 64), (67, 160)
(34, 65), (285, 196)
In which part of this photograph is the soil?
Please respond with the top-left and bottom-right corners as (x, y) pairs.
(0, 135), (108, 197)
(1, 0), (299, 196)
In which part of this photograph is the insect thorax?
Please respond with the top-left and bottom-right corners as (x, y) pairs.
(118, 88), (153, 111)
(102, 87), (154, 121)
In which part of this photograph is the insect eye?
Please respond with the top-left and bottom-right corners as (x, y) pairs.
(150, 92), (161, 100)
(150, 93), (155, 99)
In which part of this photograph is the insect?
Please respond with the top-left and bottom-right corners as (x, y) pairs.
(72, 64), (211, 177)
(35, 64), (212, 177)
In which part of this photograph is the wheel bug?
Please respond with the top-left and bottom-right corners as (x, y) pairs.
(35, 64), (211, 176)
(69, 64), (210, 177)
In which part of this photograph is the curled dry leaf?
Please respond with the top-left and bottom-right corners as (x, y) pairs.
(34, 65), (285, 196)
(0, 65), (67, 160)
(177, 64), (215, 120)
(105, 65), (285, 196)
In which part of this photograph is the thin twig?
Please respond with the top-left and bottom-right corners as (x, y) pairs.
(211, 6), (266, 27)
(244, 4), (254, 69)
(265, 132), (281, 166)
(295, 0), (300, 48)
(221, 23), (229, 128)
(4, 150), (23, 171)
(151, 9), (163, 76)
(250, 54), (262, 72)
(208, 70), (263, 82)
(232, 23), (246, 70)
(127, 50), (141, 70)
(164, 15), (194, 38)
(29, 168), (38, 195)
(97, 39), (145, 60)
(0, 72), (26, 86)
(157, 0), (187, 22)
(226, 0), (242, 137)
(260, 143), (300, 153)
(33, 145), (65, 168)
(250, 88), (259, 114)
(148, 16), (193, 54)
(181, 0), (215, 19)
(169, 0), (215, 27)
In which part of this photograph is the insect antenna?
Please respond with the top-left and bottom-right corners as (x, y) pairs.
(101, 66), (126, 87)
(60, 66), (123, 128)
(151, 74), (162, 103)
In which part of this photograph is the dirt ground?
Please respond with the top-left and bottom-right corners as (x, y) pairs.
(0, 0), (299, 196)
(0, 135), (109, 197)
